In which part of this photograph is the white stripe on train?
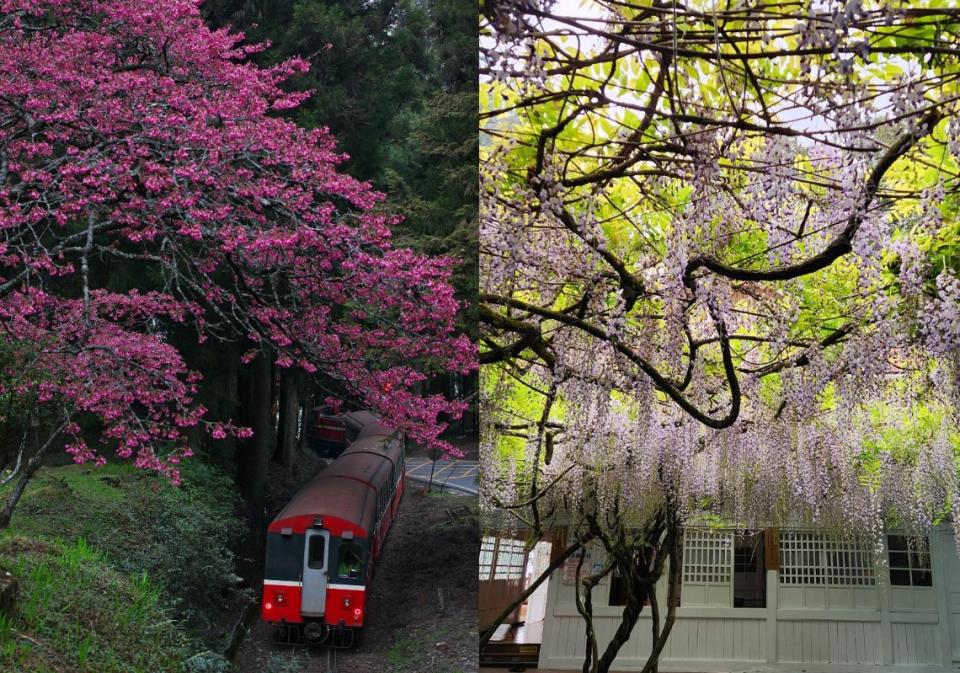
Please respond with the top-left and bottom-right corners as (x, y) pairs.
(263, 580), (366, 591)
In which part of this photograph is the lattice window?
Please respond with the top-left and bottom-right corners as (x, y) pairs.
(479, 536), (496, 581)
(682, 530), (732, 584)
(887, 535), (932, 587)
(825, 538), (876, 585)
(779, 531), (875, 585)
(780, 532), (826, 585)
(493, 538), (526, 580)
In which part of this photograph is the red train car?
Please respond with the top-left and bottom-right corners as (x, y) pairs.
(261, 412), (405, 646)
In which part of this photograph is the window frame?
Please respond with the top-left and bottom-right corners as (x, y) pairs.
(478, 536), (527, 582)
(494, 538), (526, 580)
(479, 536), (496, 581)
(679, 528), (768, 608)
(336, 540), (365, 580)
(778, 530), (876, 587)
(306, 533), (327, 571)
(887, 534), (933, 587)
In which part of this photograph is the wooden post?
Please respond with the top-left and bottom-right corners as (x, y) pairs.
(932, 526), (953, 666)
(764, 527), (780, 571)
(879, 534), (894, 665)
(550, 527), (568, 564)
(765, 528), (778, 663)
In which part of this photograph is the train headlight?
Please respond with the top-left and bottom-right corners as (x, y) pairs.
(353, 607), (362, 619)
(264, 602), (273, 611)
(275, 592), (286, 605)
(342, 597), (351, 607)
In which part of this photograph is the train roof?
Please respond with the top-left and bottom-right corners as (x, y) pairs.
(271, 476), (376, 534)
(320, 451), (393, 486)
(341, 435), (402, 462)
(344, 410), (396, 440)
(269, 414), (401, 536)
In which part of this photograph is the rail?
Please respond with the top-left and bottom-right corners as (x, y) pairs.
(324, 646), (337, 673)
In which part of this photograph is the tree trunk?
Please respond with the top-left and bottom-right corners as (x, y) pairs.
(275, 368), (300, 474)
(298, 387), (313, 455)
(590, 511), (668, 673)
(236, 351), (273, 534)
(0, 422), (65, 529)
(595, 572), (648, 673)
(639, 528), (682, 673)
(575, 553), (597, 673)
(584, 514), (681, 673)
(574, 549), (614, 673)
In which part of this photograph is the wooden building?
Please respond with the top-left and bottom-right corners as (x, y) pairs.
(482, 524), (960, 671)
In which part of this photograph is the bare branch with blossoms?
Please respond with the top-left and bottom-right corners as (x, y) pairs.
(482, 1), (960, 429)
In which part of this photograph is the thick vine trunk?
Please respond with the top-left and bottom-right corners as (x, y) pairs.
(574, 548), (615, 673)
(576, 554), (598, 673)
(595, 574), (649, 673)
(648, 575), (661, 673)
(638, 533), (682, 673)
(586, 508), (675, 673)
(236, 351), (273, 533)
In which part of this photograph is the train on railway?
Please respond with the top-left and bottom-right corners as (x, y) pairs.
(261, 409), (405, 647)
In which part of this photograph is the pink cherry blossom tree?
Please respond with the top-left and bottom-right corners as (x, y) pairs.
(0, 0), (474, 526)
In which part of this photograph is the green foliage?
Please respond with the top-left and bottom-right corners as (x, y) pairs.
(2, 461), (243, 606)
(383, 88), (479, 336)
(0, 537), (190, 673)
(0, 459), (245, 656)
(202, 0), (478, 336)
(860, 401), (959, 467)
(203, 0), (429, 182)
(184, 651), (236, 673)
(107, 460), (244, 607)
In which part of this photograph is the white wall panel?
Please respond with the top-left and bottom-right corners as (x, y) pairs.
(536, 524), (957, 671)
(776, 619), (882, 664)
(891, 622), (940, 665)
(890, 586), (936, 612)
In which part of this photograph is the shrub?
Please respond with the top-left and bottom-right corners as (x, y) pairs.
(185, 650), (236, 673)
(105, 459), (244, 604)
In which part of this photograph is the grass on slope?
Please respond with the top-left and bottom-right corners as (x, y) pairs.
(0, 536), (189, 673)
(0, 459), (244, 673)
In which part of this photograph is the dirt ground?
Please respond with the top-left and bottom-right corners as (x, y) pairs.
(234, 481), (479, 673)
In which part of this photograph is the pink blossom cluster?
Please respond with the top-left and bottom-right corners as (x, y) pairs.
(0, 0), (475, 477)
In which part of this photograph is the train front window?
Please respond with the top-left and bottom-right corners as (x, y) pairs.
(307, 535), (326, 570)
(265, 533), (305, 581)
(338, 543), (363, 579)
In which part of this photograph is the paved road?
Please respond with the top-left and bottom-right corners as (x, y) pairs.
(406, 456), (479, 495)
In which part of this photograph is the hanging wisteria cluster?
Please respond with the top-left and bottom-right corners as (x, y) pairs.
(480, 0), (960, 541)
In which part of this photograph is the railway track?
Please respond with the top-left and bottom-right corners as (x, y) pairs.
(324, 646), (337, 673)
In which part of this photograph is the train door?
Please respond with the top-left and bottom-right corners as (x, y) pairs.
(301, 529), (330, 616)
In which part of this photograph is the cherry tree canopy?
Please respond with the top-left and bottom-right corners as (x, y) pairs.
(480, 0), (960, 539)
(0, 0), (473, 481)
